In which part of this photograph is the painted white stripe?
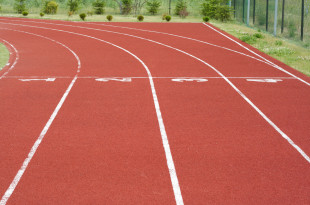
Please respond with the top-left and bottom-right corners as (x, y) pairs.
(0, 22), (184, 204)
(246, 79), (283, 83)
(19, 78), (56, 82)
(0, 38), (19, 79)
(203, 23), (310, 86)
(10, 21), (308, 164)
(3, 76), (297, 79)
(0, 75), (78, 205)
(0, 30), (81, 205)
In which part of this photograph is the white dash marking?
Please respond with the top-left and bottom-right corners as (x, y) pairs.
(246, 79), (283, 83)
(95, 77), (131, 82)
(171, 78), (208, 82)
(19, 78), (56, 82)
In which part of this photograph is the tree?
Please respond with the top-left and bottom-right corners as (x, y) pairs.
(14, 0), (27, 14)
(67, 0), (81, 13)
(43, 1), (59, 14)
(146, 0), (161, 15)
(174, 0), (187, 16)
(113, 0), (132, 14)
(132, 0), (147, 15)
(92, 0), (105, 14)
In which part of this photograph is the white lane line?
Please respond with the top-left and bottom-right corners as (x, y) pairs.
(0, 22), (184, 205)
(0, 76), (78, 205)
(0, 18), (276, 68)
(0, 38), (19, 79)
(10, 21), (308, 164)
(203, 23), (310, 86)
(0, 30), (81, 205)
(95, 77), (132, 82)
(171, 78), (208, 82)
(19, 78), (56, 82)
(3, 76), (297, 79)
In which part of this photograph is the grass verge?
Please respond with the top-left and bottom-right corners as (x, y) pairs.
(0, 42), (10, 70)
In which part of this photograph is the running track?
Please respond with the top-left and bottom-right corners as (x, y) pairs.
(0, 17), (309, 204)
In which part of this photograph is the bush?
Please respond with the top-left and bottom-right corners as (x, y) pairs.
(92, 0), (105, 15)
(40, 12), (45, 17)
(201, 0), (219, 18)
(214, 5), (231, 22)
(68, 11), (73, 17)
(106, 15), (113, 21)
(146, 0), (161, 15)
(240, 34), (257, 44)
(137, 15), (144, 21)
(165, 15), (171, 22)
(67, 0), (80, 14)
(122, 0), (132, 15)
(43, 1), (58, 14)
(14, 0), (26, 14)
(253, 33), (264, 39)
(203, 16), (210, 22)
(22, 11), (28, 16)
(175, 0), (187, 16)
(87, 11), (93, 16)
(275, 40), (283, 46)
(79, 13), (86, 21)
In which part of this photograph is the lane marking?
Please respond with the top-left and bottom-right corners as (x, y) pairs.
(203, 23), (310, 86)
(95, 77), (131, 82)
(19, 78), (56, 82)
(0, 29), (81, 205)
(171, 78), (208, 82)
(0, 23), (184, 205)
(3, 76), (297, 79)
(246, 79), (283, 83)
(0, 38), (19, 79)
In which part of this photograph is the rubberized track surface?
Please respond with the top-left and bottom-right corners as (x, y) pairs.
(0, 17), (309, 204)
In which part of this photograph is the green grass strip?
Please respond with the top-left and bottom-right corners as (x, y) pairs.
(0, 42), (10, 71)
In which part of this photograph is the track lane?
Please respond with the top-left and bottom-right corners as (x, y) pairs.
(0, 29), (78, 200)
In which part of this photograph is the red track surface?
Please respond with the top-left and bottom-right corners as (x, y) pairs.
(0, 17), (309, 204)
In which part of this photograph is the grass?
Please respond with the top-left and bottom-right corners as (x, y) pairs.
(0, 43), (10, 70)
(0, 11), (309, 76)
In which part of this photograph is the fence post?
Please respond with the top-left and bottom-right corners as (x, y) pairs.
(274, 0), (279, 36)
(266, 0), (269, 31)
(234, 0), (236, 18)
(168, 0), (171, 15)
(253, 0), (256, 24)
(247, 0), (251, 25)
(281, 0), (285, 33)
(301, 0), (305, 41)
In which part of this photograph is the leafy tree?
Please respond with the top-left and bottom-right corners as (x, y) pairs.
(132, 0), (147, 15)
(43, 1), (58, 14)
(14, 0), (27, 14)
(92, 0), (105, 14)
(146, 0), (161, 15)
(201, 0), (231, 21)
(67, 0), (80, 13)
(113, 0), (132, 14)
(174, 0), (187, 16)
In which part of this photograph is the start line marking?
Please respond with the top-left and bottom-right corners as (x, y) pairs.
(19, 78), (56, 82)
(246, 79), (283, 83)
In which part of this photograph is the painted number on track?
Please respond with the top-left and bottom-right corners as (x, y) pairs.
(95, 78), (132, 82)
(246, 79), (283, 83)
(171, 78), (208, 82)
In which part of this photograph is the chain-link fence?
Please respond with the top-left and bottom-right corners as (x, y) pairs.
(233, 0), (310, 44)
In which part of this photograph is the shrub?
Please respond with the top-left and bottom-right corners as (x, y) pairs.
(175, 0), (187, 16)
(253, 33), (264, 39)
(275, 40), (283, 46)
(122, 0), (132, 15)
(22, 11), (28, 16)
(67, 0), (80, 14)
(203, 16), (210, 22)
(146, 0), (161, 15)
(165, 15), (171, 22)
(79, 13), (86, 21)
(214, 5), (231, 22)
(40, 12), (45, 17)
(43, 1), (58, 14)
(14, 0), (27, 14)
(92, 0), (105, 15)
(106, 15), (113, 21)
(68, 11), (73, 17)
(201, 0), (219, 18)
(162, 13), (167, 20)
(137, 15), (144, 21)
(239, 33), (257, 44)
